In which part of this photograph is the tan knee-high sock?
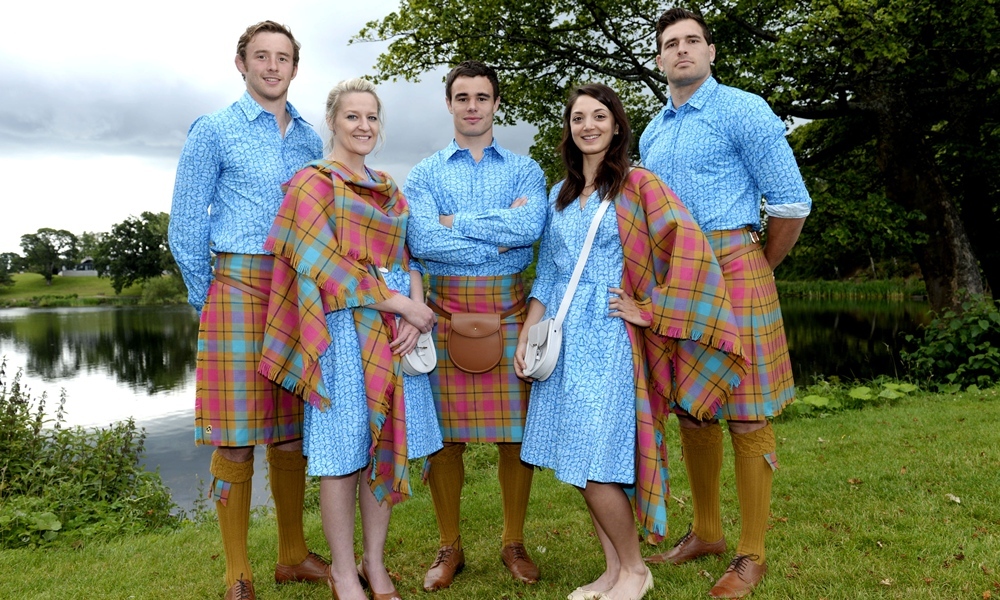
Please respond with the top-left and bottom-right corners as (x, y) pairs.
(267, 446), (309, 567)
(497, 442), (533, 547)
(731, 423), (776, 565)
(427, 442), (466, 547)
(679, 423), (724, 542)
(211, 451), (254, 587)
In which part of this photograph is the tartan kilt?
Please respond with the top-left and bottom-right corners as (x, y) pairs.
(427, 274), (530, 443)
(194, 253), (303, 446)
(673, 229), (795, 421)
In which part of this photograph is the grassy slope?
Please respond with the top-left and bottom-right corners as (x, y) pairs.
(0, 391), (998, 599)
(0, 273), (141, 303)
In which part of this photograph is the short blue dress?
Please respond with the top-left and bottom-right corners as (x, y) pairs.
(521, 185), (637, 488)
(304, 268), (443, 477)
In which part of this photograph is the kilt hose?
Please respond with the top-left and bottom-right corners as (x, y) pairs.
(195, 253), (303, 446)
(427, 274), (530, 443)
(673, 228), (795, 421)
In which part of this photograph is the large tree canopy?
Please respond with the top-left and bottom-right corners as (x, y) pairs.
(19, 229), (78, 285)
(94, 212), (174, 294)
(357, 0), (999, 311)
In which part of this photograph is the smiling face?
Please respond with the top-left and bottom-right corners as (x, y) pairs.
(655, 18), (716, 90)
(235, 31), (297, 108)
(569, 94), (616, 160)
(329, 91), (380, 163)
(445, 75), (500, 145)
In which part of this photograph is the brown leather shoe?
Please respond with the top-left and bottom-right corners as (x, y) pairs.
(709, 555), (766, 598)
(224, 579), (256, 600)
(423, 543), (465, 592)
(645, 526), (726, 565)
(501, 542), (540, 584)
(274, 552), (331, 584)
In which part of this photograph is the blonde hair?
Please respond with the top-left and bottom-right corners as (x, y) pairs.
(325, 78), (385, 152)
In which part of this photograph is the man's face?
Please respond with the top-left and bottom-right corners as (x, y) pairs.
(655, 19), (716, 89)
(235, 31), (298, 106)
(446, 76), (500, 142)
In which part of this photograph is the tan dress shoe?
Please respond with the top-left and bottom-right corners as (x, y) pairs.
(423, 543), (465, 592)
(224, 579), (256, 600)
(645, 526), (726, 565)
(274, 552), (331, 584)
(709, 555), (766, 598)
(501, 542), (540, 584)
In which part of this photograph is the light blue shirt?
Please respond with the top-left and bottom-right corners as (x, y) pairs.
(639, 77), (811, 232)
(168, 92), (323, 310)
(404, 139), (548, 276)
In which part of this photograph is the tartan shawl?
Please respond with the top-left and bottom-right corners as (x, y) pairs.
(259, 159), (413, 504)
(616, 167), (749, 542)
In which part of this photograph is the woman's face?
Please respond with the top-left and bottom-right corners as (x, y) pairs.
(569, 94), (615, 158)
(329, 91), (379, 160)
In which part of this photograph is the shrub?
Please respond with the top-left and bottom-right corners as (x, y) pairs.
(902, 294), (1000, 392)
(139, 275), (187, 305)
(0, 360), (180, 548)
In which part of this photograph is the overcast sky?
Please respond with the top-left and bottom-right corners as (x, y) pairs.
(0, 0), (537, 255)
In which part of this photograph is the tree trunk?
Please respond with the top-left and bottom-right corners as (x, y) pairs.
(874, 92), (984, 312)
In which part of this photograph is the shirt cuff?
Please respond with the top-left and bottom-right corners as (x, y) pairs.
(764, 201), (811, 219)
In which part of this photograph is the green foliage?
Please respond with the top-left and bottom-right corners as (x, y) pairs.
(138, 275), (188, 306)
(94, 212), (175, 294)
(776, 278), (926, 300)
(902, 294), (1000, 392)
(19, 228), (78, 285)
(0, 264), (12, 289)
(778, 377), (922, 419)
(0, 360), (180, 549)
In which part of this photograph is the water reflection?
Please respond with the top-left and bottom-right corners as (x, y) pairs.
(781, 298), (929, 385)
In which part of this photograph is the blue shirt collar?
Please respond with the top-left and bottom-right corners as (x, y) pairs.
(236, 90), (308, 124)
(443, 137), (508, 161)
(668, 75), (718, 113)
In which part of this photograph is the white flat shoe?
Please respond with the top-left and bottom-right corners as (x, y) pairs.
(568, 585), (605, 600)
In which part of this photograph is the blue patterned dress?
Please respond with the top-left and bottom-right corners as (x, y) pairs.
(303, 268), (443, 477)
(521, 185), (637, 487)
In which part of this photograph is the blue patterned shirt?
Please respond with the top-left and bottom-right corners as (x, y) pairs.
(169, 92), (323, 310)
(404, 139), (547, 276)
(639, 77), (811, 232)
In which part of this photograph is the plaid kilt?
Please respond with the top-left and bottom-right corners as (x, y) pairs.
(195, 253), (303, 446)
(428, 274), (529, 443)
(673, 229), (795, 420)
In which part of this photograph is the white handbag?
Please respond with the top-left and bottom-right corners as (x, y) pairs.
(402, 330), (437, 376)
(522, 199), (611, 381)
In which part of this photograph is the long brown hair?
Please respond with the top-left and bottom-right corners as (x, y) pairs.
(555, 84), (633, 211)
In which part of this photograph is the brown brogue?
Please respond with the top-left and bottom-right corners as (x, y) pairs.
(501, 542), (540, 584)
(274, 551), (331, 584)
(224, 579), (256, 600)
(423, 543), (465, 592)
(709, 555), (766, 598)
(645, 526), (726, 565)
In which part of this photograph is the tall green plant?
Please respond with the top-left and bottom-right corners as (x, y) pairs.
(903, 295), (1000, 392)
(0, 360), (180, 548)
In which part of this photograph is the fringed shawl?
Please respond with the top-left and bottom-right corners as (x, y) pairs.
(259, 159), (413, 505)
(616, 168), (749, 542)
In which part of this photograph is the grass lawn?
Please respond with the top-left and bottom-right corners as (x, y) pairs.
(0, 273), (141, 305)
(1, 390), (998, 599)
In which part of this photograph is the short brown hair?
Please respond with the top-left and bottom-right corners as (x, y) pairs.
(237, 21), (300, 67)
(655, 8), (713, 50)
(445, 60), (500, 101)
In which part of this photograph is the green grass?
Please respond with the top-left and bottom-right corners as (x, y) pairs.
(777, 278), (927, 300)
(0, 273), (141, 307)
(1, 390), (998, 599)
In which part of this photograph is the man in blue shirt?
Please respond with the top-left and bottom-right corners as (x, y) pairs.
(640, 8), (811, 598)
(168, 21), (326, 600)
(404, 61), (548, 592)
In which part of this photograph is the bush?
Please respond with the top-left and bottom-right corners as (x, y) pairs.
(902, 294), (1000, 392)
(139, 275), (187, 305)
(0, 360), (180, 548)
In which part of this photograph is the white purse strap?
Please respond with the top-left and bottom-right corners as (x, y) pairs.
(553, 198), (612, 327)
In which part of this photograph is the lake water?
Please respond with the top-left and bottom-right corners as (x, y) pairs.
(0, 300), (929, 511)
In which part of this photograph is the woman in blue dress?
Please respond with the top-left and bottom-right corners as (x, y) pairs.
(516, 84), (655, 600)
(262, 78), (442, 600)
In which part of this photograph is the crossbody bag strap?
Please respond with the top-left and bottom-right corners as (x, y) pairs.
(553, 198), (612, 327)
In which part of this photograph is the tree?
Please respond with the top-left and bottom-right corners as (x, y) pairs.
(77, 232), (102, 262)
(19, 229), (78, 285)
(357, 0), (1000, 311)
(94, 212), (173, 294)
(0, 252), (24, 274)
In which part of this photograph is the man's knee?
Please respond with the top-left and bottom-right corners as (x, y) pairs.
(430, 442), (467, 464)
(677, 414), (719, 430)
(216, 445), (255, 463)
